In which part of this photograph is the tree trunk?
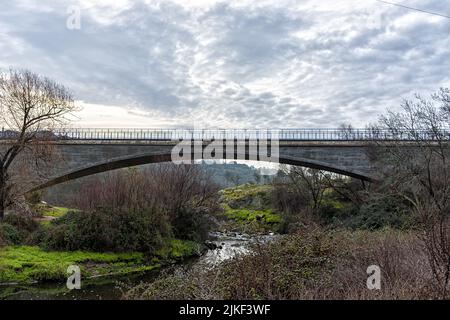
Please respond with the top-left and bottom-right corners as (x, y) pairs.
(0, 190), (4, 220)
(0, 168), (5, 220)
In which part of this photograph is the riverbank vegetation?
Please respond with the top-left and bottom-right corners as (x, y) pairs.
(0, 164), (218, 285)
(0, 246), (149, 284)
(124, 227), (433, 300)
(124, 89), (450, 300)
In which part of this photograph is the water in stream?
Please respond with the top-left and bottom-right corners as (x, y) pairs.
(1, 232), (275, 300)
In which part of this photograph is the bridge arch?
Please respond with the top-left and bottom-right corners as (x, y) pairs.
(28, 151), (375, 193)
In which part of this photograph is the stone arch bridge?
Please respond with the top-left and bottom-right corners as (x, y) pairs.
(1, 128), (429, 193)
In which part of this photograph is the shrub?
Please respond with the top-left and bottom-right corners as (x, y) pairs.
(24, 227), (48, 246)
(71, 165), (220, 243)
(0, 223), (22, 245)
(172, 206), (213, 242)
(124, 228), (338, 300)
(217, 230), (337, 299)
(44, 208), (172, 254)
(0, 214), (41, 245)
(3, 213), (40, 234)
(277, 187), (415, 232)
(124, 228), (436, 300)
(270, 182), (309, 215)
(3, 213), (43, 245)
(279, 208), (320, 234)
(0, 233), (6, 247)
(343, 194), (414, 230)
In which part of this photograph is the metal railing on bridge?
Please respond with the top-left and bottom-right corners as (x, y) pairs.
(1, 128), (450, 141)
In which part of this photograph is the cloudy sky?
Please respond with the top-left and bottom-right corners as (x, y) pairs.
(1, 0), (449, 128)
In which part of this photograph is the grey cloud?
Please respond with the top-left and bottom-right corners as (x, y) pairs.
(0, 0), (449, 128)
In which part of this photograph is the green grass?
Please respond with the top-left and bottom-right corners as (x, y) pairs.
(220, 184), (272, 202)
(156, 239), (201, 261)
(39, 220), (53, 228)
(218, 184), (282, 232)
(0, 246), (150, 284)
(0, 238), (202, 284)
(42, 207), (72, 218)
(33, 204), (76, 218)
(223, 206), (282, 224)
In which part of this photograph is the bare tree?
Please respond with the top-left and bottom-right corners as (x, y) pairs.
(276, 165), (327, 212)
(322, 174), (368, 206)
(374, 88), (450, 298)
(0, 69), (77, 219)
(338, 123), (356, 140)
(74, 164), (219, 215)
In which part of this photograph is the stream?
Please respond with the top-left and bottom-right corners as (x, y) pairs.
(1, 232), (276, 300)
